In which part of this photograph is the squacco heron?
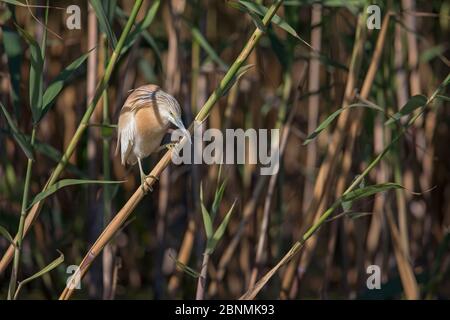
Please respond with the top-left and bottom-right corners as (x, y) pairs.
(116, 84), (190, 191)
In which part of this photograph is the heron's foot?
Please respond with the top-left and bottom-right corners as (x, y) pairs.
(140, 174), (159, 194)
(156, 142), (177, 153)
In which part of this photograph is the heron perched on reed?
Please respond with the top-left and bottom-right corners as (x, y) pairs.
(116, 84), (190, 191)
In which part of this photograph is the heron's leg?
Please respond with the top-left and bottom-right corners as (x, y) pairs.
(137, 158), (159, 193)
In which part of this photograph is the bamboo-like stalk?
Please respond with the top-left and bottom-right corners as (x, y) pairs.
(7, 128), (36, 299)
(402, 0), (420, 96)
(240, 72), (449, 300)
(400, 0), (420, 260)
(302, 2), (322, 217)
(209, 67), (307, 297)
(58, 0), (285, 300)
(386, 205), (419, 299)
(0, 0), (145, 275)
(195, 252), (210, 300)
(167, 9), (201, 295)
(259, 10), (380, 298)
(7, 3), (50, 297)
(86, 2), (102, 298)
(367, 21), (408, 259)
(100, 33), (114, 300)
(285, 11), (392, 298)
(284, 4), (322, 298)
(168, 218), (196, 295)
(248, 71), (292, 289)
(208, 175), (268, 296)
(280, 10), (369, 297)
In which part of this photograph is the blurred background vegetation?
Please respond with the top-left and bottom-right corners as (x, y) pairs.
(0, 0), (449, 299)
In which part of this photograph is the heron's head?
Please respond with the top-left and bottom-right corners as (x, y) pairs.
(135, 86), (191, 144)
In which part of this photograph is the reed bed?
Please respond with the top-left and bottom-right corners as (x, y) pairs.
(0, 0), (449, 300)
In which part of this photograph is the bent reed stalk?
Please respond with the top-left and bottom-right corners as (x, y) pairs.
(59, 0), (285, 300)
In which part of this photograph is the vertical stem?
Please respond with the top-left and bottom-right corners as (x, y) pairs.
(280, 10), (368, 298)
(249, 71), (292, 288)
(86, 1), (102, 298)
(394, 148), (409, 255)
(195, 252), (210, 300)
(101, 33), (114, 299)
(302, 3), (322, 214)
(8, 0), (49, 298)
(167, 10), (201, 295)
(7, 128), (36, 299)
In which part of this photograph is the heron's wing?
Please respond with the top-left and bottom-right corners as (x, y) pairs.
(117, 86), (160, 165)
(117, 110), (136, 166)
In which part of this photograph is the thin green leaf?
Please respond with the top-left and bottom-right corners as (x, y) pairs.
(3, 129), (86, 177)
(200, 183), (213, 239)
(0, 0), (26, 6)
(211, 179), (227, 221)
(0, 0), (54, 7)
(169, 254), (200, 278)
(32, 139), (86, 178)
(41, 0), (49, 56)
(40, 50), (92, 122)
(228, 1), (266, 32)
(89, 0), (117, 49)
(2, 27), (23, 115)
(89, 123), (117, 138)
(120, 0), (160, 55)
(304, 103), (382, 145)
(221, 64), (254, 97)
(0, 102), (34, 160)
(341, 200), (353, 212)
(14, 251), (64, 299)
(16, 24), (44, 123)
(340, 183), (403, 212)
(341, 183), (403, 203)
(436, 95), (450, 102)
(0, 225), (15, 246)
(385, 95), (428, 125)
(89, 123), (118, 128)
(190, 27), (229, 70)
(235, 0), (312, 49)
(267, 28), (289, 70)
(207, 200), (237, 254)
(348, 211), (373, 220)
(141, 32), (163, 69)
(217, 163), (223, 183)
(328, 210), (374, 222)
(101, 0), (117, 23)
(420, 45), (446, 63)
(115, 6), (162, 71)
(443, 73), (450, 87)
(27, 179), (124, 210)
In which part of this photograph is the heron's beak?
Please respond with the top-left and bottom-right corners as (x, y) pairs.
(170, 116), (192, 145)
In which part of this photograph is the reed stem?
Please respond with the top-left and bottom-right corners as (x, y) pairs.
(7, 127), (36, 299)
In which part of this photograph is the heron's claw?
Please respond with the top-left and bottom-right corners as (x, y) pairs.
(156, 143), (177, 153)
(141, 174), (159, 194)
